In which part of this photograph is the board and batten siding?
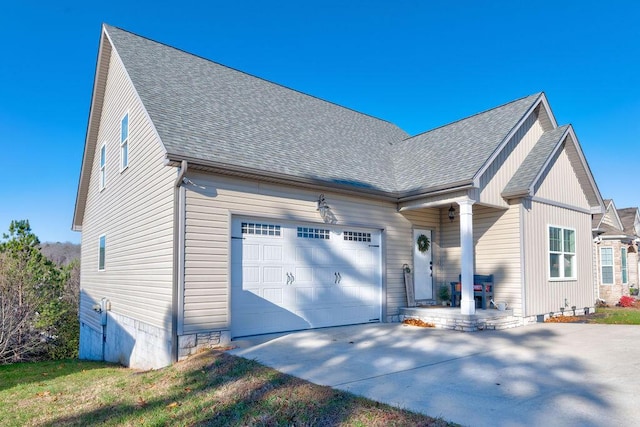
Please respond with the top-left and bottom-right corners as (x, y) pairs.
(80, 48), (176, 334)
(439, 204), (523, 315)
(534, 143), (592, 210)
(182, 172), (424, 333)
(479, 111), (545, 207)
(522, 200), (593, 316)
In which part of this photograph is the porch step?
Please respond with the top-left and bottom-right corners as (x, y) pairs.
(399, 307), (521, 331)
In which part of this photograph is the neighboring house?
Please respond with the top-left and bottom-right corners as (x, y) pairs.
(592, 200), (640, 303)
(73, 25), (604, 368)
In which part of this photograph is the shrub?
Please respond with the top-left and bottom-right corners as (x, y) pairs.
(618, 295), (635, 307)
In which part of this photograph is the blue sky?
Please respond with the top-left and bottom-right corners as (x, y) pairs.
(0, 1), (638, 243)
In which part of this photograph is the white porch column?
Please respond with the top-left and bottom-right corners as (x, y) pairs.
(458, 199), (475, 315)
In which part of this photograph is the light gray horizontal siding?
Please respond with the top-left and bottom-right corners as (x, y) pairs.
(522, 200), (593, 316)
(439, 204), (522, 314)
(534, 141), (590, 210)
(182, 173), (423, 333)
(479, 113), (544, 207)
(474, 204), (523, 315)
(79, 48), (175, 333)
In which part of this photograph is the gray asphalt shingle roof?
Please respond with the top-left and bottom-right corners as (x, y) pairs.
(106, 25), (409, 193)
(392, 93), (542, 193)
(502, 125), (569, 197)
(618, 208), (639, 236)
(105, 25), (543, 195)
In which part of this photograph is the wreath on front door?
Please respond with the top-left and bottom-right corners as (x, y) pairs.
(416, 234), (430, 253)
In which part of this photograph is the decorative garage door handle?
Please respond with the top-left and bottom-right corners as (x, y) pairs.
(286, 272), (295, 285)
(334, 272), (342, 284)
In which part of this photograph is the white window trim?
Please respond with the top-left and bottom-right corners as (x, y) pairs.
(548, 225), (577, 281)
(120, 111), (129, 173)
(98, 234), (106, 271)
(621, 246), (628, 284)
(99, 142), (106, 191)
(600, 246), (614, 285)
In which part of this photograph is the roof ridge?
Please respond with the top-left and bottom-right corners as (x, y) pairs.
(398, 92), (543, 142)
(103, 24), (403, 129)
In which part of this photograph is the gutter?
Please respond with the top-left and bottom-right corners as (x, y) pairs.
(171, 160), (188, 363)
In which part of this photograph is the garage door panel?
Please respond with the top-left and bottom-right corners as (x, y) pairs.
(263, 245), (283, 261)
(231, 218), (381, 338)
(263, 288), (283, 304)
(311, 245), (337, 265)
(294, 287), (314, 306)
(294, 267), (313, 283)
(263, 266), (284, 283)
(242, 266), (260, 284)
(243, 244), (260, 261)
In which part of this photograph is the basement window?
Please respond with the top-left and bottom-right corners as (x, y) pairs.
(98, 234), (106, 271)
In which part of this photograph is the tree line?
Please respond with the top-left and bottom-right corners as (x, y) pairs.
(0, 220), (80, 364)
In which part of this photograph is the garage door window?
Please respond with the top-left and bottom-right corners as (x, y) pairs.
(344, 231), (371, 242)
(297, 227), (330, 239)
(241, 222), (281, 236)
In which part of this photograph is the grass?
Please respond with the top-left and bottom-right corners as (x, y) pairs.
(0, 350), (453, 427)
(592, 306), (640, 324)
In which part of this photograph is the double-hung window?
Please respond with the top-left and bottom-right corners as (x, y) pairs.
(99, 143), (106, 190)
(549, 226), (576, 279)
(120, 113), (129, 171)
(600, 247), (614, 284)
(621, 247), (628, 284)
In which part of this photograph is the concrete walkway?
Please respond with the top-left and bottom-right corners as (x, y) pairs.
(229, 322), (640, 426)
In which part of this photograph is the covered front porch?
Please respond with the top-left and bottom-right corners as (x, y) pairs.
(399, 306), (521, 331)
(400, 190), (517, 318)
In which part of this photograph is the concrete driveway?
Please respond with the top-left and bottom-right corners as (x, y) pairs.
(229, 322), (640, 426)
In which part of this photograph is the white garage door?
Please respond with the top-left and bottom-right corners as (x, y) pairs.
(231, 218), (382, 338)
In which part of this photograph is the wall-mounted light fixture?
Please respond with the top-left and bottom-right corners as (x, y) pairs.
(317, 194), (330, 221)
(448, 204), (456, 222)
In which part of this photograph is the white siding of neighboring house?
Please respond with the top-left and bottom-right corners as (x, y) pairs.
(79, 47), (176, 368)
(181, 172), (433, 335)
(439, 204), (523, 315)
(522, 200), (593, 316)
(478, 111), (545, 207)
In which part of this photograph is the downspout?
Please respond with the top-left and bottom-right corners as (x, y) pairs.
(172, 160), (188, 363)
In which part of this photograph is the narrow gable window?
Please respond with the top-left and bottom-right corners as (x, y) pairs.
(99, 234), (106, 271)
(99, 143), (106, 190)
(549, 226), (576, 279)
(600, 247), (613, 284)
(120, 113), (129, 171)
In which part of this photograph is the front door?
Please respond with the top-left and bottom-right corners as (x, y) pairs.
(413, 229), (433, 300)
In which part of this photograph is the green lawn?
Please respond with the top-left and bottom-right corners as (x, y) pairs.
(0, 350), (453, 427)
(592, 307), (640, 324)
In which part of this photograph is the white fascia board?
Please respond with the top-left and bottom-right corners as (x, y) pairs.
(72, 27), (110, 231)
